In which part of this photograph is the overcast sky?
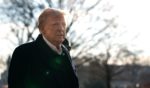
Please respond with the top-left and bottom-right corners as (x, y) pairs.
(112, 0), (150, 56)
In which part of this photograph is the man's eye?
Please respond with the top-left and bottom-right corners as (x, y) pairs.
(53, 23), (58, 26)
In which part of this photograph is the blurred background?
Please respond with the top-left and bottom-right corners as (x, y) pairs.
(0, 0), (150, 88)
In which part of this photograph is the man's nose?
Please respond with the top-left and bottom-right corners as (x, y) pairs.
(58, 24), (64, 30)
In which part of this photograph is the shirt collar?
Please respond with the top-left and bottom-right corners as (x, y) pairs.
(42, 36), (62, 55)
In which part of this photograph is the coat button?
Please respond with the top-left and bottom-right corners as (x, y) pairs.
(46, 71), (49, 75)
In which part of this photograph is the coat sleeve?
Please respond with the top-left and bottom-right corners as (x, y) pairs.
(8, 46), (28, 88)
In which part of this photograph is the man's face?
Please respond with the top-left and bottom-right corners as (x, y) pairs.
(40, 16), (66, 45)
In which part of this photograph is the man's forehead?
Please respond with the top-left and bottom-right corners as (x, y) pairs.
(47, 16), (65, 21)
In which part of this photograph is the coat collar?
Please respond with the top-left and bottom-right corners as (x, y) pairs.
(35, 34), (70, 56)
(35, 34), (59, 56)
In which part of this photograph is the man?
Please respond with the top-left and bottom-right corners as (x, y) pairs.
(8, 8), (79, 88)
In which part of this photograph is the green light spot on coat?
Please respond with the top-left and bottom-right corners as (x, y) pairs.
(51, 57), (63, 70)
(26, 80), (39, 88)
(55, 58), (61, 64)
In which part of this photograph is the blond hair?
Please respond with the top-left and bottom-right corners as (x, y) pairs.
(38, 8), (66, 30)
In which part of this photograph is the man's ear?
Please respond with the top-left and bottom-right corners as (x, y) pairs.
(39, 28), (45, 35)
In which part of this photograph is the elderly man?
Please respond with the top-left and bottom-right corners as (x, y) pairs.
(8, 8), (79, 88)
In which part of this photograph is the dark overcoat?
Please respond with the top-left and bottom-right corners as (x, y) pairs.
(8, 34), (79, 88)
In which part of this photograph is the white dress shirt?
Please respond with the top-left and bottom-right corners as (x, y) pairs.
(43, 36), (62, 55)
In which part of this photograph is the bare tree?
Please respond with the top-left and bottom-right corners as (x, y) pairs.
(102, 45), (142, 88)
(1, 0), (45, 45)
